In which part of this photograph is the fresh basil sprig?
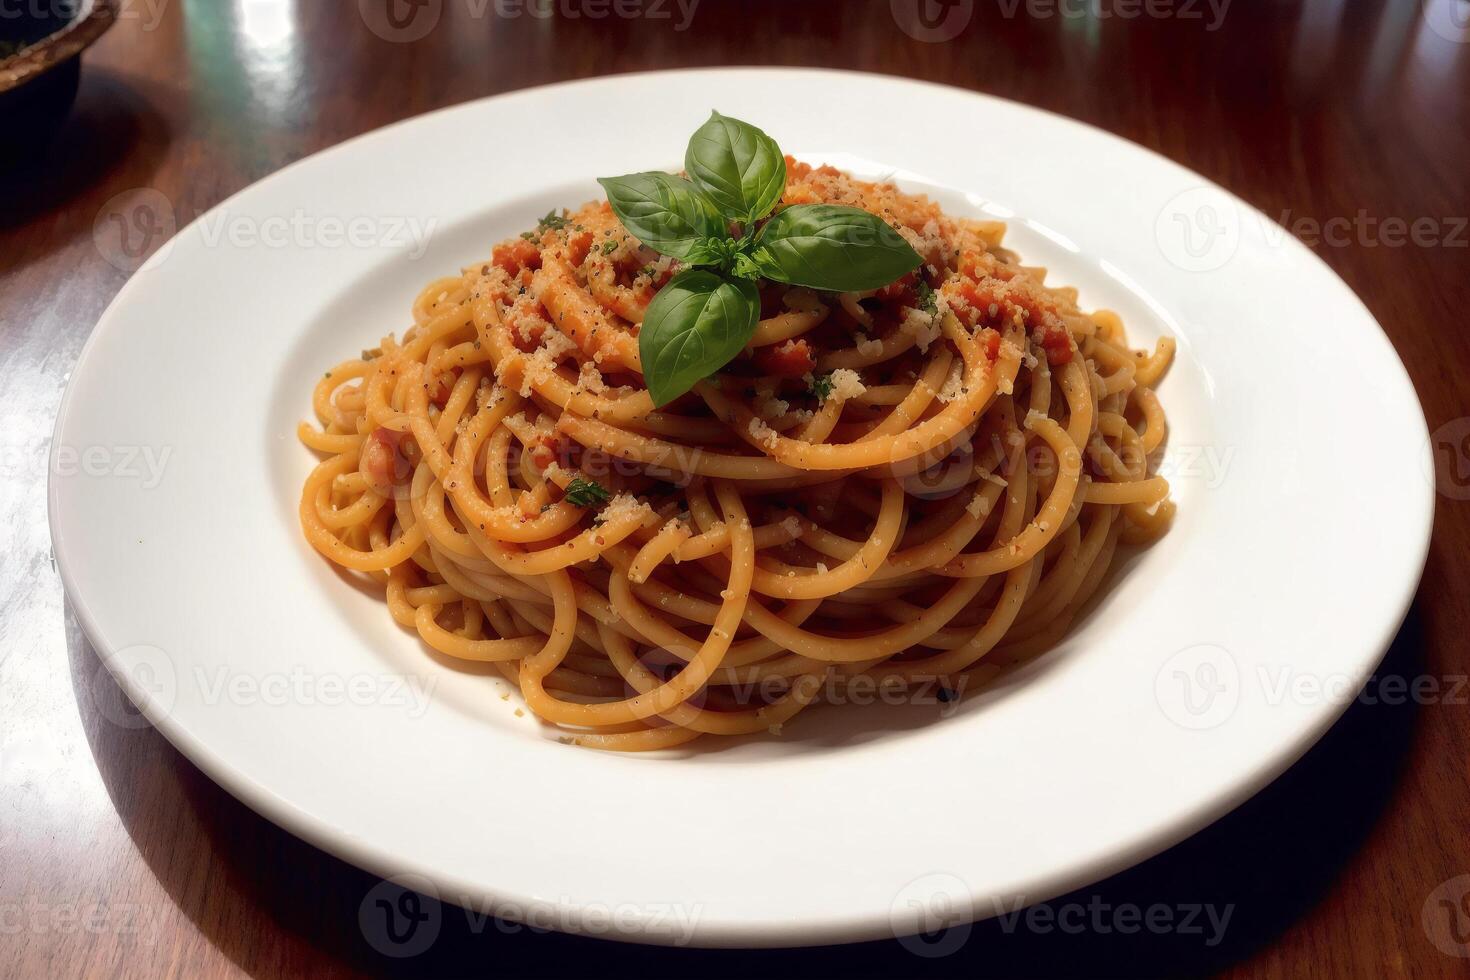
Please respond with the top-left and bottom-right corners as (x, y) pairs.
(684, 110), (787, 225)
(745, 204), (926, 293)
(599, 112), (922, 406)
(593, 172), (725, 263)
(639, 271), (760, 408)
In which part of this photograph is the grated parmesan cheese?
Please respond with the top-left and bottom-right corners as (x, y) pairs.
(747, 417), (779, 450)
(827, 368), (866, 402)
(518, 328), (576, 397)
(602, 493), (654, 526)
(577, 360), (607, 394)
(899, 306), (943, 354)
(474, 379), (500, 410)
(516, 314), (550, 345)
(854, 333), (884, 358)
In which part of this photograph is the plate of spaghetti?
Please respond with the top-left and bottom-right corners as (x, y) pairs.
(50, 70), (1432, 946)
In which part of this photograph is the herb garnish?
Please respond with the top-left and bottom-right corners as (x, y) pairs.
(563, 477), (612, 507)
(598, 112), (922, 406)
(808, 372), (834, 402)
(915, 279), (938, 316)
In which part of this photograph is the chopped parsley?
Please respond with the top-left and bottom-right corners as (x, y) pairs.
(808, 372), (834, 402)
(563, 477), (612, 507)
(537, 210), (569, 232)
(601, 240), (618, 255)
(915, 279), (938, 316)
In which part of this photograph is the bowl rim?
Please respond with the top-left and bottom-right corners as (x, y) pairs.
(0, 0), (117, 94)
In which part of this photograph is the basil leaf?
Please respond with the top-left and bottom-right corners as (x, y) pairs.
(749, 205), (923, 292)
(639, 270), (760, 407)
(684, 111), (787, 225)
(563, 477), (612, 507)
(596, 172), (725, 262)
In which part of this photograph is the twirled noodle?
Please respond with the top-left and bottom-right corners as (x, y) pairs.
(299, 159), (1175, 751)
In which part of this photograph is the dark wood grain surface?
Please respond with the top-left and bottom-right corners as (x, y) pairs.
(3, 1), (1468, 976)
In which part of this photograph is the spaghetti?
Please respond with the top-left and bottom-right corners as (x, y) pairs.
(298, 159), (1175, 751)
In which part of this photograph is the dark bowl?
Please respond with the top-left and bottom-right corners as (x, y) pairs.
(0, 0), (117, 168)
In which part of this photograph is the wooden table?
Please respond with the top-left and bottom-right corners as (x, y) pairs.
(2, 1), (1467, 975)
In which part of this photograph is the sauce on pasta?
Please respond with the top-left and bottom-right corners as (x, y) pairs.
(299, 159), (1175, 751)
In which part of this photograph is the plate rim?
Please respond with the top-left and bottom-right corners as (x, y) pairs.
(48, 66), (1435, 948)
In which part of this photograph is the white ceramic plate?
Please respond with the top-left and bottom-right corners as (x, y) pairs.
(50, 69), (1433, 948)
